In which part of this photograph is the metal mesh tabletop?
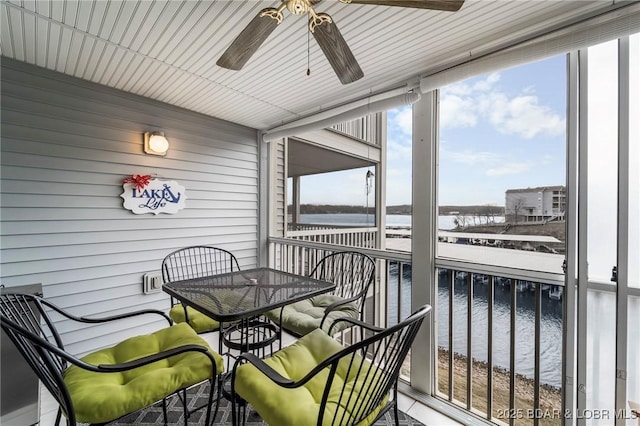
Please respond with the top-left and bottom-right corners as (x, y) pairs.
(163, 267), (335, 322)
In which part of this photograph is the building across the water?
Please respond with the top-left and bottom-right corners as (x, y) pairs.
(505, 186), (566, 224)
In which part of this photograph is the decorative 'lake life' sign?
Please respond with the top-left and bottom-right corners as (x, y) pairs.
(121, 174), (186, 215)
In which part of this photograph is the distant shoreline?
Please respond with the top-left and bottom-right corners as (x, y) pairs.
(290, 204), (505, 216)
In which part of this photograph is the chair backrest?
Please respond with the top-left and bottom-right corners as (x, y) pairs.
(318, 304), (431, 426)
(0, 293), (77, 424)
(162, 245), (240, 283)
(309, 251), (375, 309)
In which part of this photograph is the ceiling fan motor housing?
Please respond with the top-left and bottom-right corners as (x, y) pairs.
(286, 0), (310, 15)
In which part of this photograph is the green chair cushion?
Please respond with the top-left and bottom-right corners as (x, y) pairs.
(265, 294), (359, 336)
(63, 322), (224, 424)
(170, 303), (220, 333)
(234, 329), (388, 426)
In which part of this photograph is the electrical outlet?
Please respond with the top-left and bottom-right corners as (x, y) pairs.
(143, 272), (163, 294)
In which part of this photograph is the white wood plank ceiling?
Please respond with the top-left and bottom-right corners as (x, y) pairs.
(0, 0), (626, 130)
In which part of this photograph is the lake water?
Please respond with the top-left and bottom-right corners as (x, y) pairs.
(388, 263), (563, 388)
(300, 213), (563, 388)
(300, 213), (408, 227)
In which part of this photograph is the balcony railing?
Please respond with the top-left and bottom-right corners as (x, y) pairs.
(268, 236), (565, 426)
(330, 114), (379, 145)
(268, 236), (409, 328)
(286, 223), (378, 249)
(435, 268), (565, 426)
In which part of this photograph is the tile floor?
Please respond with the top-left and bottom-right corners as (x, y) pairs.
(39, 386), (460, 426)
(37, 330), (462, 426)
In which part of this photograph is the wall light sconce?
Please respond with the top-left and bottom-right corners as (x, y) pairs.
(143, 131), (169, 156)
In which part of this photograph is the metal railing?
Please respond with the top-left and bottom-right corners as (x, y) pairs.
(435, 267), (565, 426)
(268, 236), (565, 426)
(268, 237), (410, 328)
(286, 224), (379, 249)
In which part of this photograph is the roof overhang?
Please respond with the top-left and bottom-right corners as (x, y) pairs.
(287, 129), (379, 177)
(0, 1), (632, 130)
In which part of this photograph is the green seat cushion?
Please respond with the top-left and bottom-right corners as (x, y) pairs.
(264, 294), (359, 336)
(170, 303), (220, 333)
(63, 322), (224, 424)
(234, 329), (388, 426)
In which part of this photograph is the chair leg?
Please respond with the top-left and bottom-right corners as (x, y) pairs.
(55, 407), (62, 426)
(208, 377), (221, 425)
(182, 388), (189, 425)
(392, 387), (401, 426)
(232, 393), (247, 426)
(202, 376), (222, 426)
(394, 402), (400, 426)
(162, 397), (168, 426)
(239, 401), (247, 426)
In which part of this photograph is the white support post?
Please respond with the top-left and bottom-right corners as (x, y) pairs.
(564, 50), (580, 426)
(376, 111), (388, 328)
(411, 90), (438, 394)
(614, 36), (630, 426)
(576, 48), (589, 426)
(292, 176), (301, 227)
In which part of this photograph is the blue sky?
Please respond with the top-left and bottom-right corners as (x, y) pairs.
(298, 55), (567, 207)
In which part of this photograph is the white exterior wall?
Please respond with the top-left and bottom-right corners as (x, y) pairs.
(0, 59), (259, 356)
(506, 187), (565, 221)
(542, 191), (554, 216)
(506, 190), (541, 217)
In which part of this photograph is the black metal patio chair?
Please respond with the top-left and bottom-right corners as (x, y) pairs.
(0, 292), (224, 426)
(232, 304), (432, 426)
(265, 251), (376, 337)
(162, 245), (241, 334)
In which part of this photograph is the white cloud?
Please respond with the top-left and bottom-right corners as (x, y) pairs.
(441, 73), (565, 139)
(440, 147), (533, 177)
(441, 148), (501, 165)
(387, 136), (412, 162)
(388, 106), (412, 136)
(542, 155), (554, 165)
(486, 94), (565, 139)
(472, 72), (500, 92)
(486, 162), (532, 176)
(440, 95), (477, 129)
(444, 73), (499, 96)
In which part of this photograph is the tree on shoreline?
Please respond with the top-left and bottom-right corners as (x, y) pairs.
(506, 197), (526, 226)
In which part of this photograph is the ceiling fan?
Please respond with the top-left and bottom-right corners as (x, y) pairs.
(216, 0), (465, 85)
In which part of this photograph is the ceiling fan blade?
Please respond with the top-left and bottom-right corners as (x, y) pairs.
(346, 0), (464, 12)
(216, 10), (280, 71)
(311, 14), (364, 85)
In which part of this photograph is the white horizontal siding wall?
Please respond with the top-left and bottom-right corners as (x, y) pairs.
(0, 58), (259, 356)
